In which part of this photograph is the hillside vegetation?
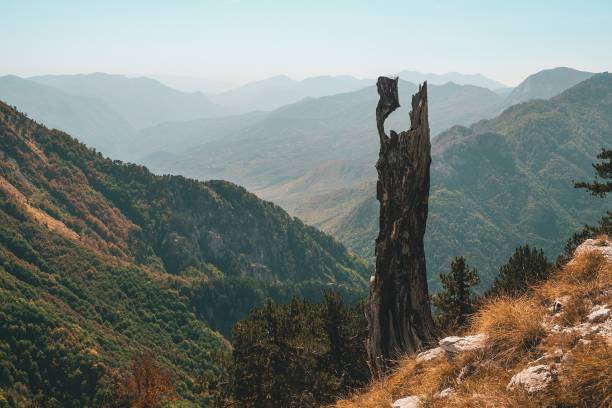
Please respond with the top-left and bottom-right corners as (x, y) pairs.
(335, 237), (612, 408)
(0, 101), (367, 406)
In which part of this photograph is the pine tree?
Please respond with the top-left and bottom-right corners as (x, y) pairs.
(323, 291), (369, 390)
(230, 295), (368, 407)
(488, 245), (550, 297)
(432, 257), (480, 331)
(575, 148), (612, 197)
(575, 148), (612, 235)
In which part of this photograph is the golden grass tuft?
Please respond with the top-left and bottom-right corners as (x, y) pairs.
(537, 250), (612, 315)
(556, 340), (612, 408)
(334, 354), (462, 408)
(470, 297), (547, 365)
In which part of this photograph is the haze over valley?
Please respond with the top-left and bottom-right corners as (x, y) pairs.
(1, 66), (604, 286)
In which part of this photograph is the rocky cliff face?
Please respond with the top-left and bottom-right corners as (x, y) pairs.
(366, 78), (436, 376)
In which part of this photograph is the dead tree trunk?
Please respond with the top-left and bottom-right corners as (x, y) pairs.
(366, 77), (436, 376)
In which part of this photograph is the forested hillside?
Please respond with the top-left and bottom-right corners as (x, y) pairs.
(0, 101), (368, 406)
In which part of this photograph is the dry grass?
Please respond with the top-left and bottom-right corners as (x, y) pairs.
(559, 296), (590, 326)
(538, 250), (611, 303)
(335, 355), (461, 408)
(470, 297), (547, 365)
(333, 239), (612, 408)
(556, 340), (612, 408)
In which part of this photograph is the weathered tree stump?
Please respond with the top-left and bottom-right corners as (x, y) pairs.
(366, 77), (436, 376)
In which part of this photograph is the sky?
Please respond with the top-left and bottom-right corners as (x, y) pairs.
(1, 0), (611, 87)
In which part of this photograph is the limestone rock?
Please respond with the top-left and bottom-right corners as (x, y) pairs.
(587, 304), (610, 323)
(434, 387), (455, 399)
(416, 347), (445, 364)
(391, 395), (421, 408)
(507, 365), (556, 393)
(574, 238), (612, 261)
(439, 334), (487, 353)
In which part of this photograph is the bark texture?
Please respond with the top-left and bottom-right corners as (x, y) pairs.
(366, 77), (436, 376)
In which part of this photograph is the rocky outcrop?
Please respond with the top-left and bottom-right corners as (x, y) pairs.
(574, 238), (612, 261)
(366, 77), (436, 376)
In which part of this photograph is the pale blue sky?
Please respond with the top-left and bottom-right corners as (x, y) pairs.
(1, 0), (611, 86)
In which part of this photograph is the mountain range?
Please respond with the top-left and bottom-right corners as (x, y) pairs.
(0, 68), (588, 162)
(29, 73), (228, 129)
(330, 73), (612, 286)
(134, 79), (505, 184)
(209, 75), (373, 112)
(0, 67), (602, 287)
(397, 69), (508, 90)
(130, 69), (606, 288)
(0, 75), (135, 157)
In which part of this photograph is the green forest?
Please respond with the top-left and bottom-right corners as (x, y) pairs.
(0, 101), (368, 406)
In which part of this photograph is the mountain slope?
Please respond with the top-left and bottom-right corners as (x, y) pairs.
(503, 67), (594, 108)
(0, 75), (134, 157)
(334, 73), (612, 286)
(0, 101), (368, 405)
(30, 73), (227, 129)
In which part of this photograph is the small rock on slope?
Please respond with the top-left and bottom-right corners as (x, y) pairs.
(439, 334), (487, 353)
(507, 365), (556, 393)
(391, 395), (421, 408)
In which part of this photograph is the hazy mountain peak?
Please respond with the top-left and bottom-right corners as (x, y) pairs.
(503, 67), (595, 107)
(0, 75), (134, 156)
(29, 72), (227, 129)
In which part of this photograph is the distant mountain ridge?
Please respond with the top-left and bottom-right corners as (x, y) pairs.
(210, 74), (373, 111)
(503, 67), (594, 108)
(30, 73), (228, 129)
(141, 74), (237, 93)
(137, 79), (505, 184)
(397, 69), (508, 90)
(209, 70), (509, 112)
(0, 75), (135, 157)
